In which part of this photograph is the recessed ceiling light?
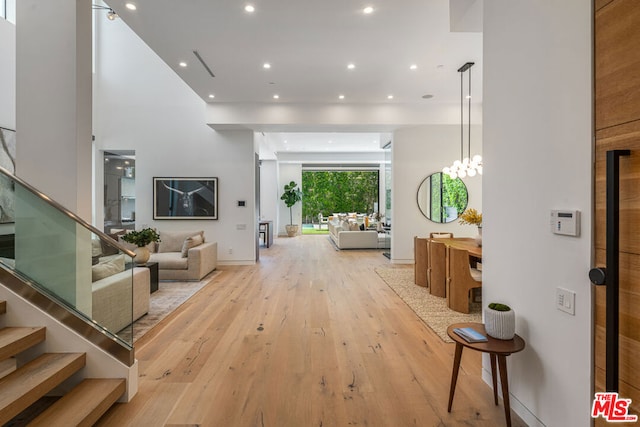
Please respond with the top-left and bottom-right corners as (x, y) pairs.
(466, 95), (472, 99)
(387, 95), (394, 99)
(328, 140), (333, 144)
(410, 64), (418, 70)
(273, 94), (279, 99)
(363, 6), (374, 14)
(422, 94), (434, 99)
(245, 4), (255, 12)
(263, 63), (271, 69)
(338, 95), (345, 99)
(125, 3), (137, 10)
(179, 61), (187, 67)
(208, 94), (215, 99)
(347, 63), (355, 70)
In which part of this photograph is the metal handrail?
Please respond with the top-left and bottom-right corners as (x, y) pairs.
(0, 166), (135, 257)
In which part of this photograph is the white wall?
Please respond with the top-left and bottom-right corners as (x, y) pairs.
(94, 17), (257, 265)
(16, 0), (92, 221)
(483, 1), (592, 426)
(391, 125), (482, 263)
(259, 159), (278, 223)
(0, 18), (15, 130)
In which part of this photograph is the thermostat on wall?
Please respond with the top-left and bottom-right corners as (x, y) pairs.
(550, 210), (580, 237)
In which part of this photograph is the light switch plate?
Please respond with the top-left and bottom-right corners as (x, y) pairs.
(556, 287), (576, 315)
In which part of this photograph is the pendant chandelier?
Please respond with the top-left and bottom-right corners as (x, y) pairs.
(443, 62), (482, 179)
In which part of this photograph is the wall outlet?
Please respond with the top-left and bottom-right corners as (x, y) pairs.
(556, 287), (575, 315)
(228, 247), (233, 254)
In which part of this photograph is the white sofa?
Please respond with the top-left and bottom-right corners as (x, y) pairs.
(148, 230), (217, 281)
(91, 251), (150, 333)
(328, 220), (384, 249)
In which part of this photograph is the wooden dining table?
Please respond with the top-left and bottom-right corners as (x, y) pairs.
(432, 237), (482, 259)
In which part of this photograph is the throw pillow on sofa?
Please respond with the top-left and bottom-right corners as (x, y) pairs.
(158, 230), (205, 253)
(92, 254), (125, 282)
(181, 234), (204, 257)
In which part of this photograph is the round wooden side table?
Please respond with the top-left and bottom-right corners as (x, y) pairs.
(447, 322), (526, 427)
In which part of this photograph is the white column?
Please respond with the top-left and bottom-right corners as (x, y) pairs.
(15, 0), (93, 314)
(16, 0), (92, 221)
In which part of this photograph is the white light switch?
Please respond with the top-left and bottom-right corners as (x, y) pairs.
(556, 287), (576, 315)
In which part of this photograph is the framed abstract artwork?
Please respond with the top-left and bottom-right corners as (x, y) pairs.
(153, 177), (218, 220)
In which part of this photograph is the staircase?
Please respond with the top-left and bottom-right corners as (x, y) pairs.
(0, 300), (126, 426)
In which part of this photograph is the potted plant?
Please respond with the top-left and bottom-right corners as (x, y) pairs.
(281, 181), (303, 237)
(459, 208), (482, 246)
(121, 228), (161, 264)
(484, 302), (515, 340)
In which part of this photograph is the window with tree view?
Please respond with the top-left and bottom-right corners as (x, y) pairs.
(301, 170), (379, 223)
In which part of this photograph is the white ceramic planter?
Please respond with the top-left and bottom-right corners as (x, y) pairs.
(484, 306), (515, 340)
(133, 246), (150, 265)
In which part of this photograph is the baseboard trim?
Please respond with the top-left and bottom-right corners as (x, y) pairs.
(481, 366), (546, 427)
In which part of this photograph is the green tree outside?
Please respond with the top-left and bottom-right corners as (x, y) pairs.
(301, 171), (379, 223)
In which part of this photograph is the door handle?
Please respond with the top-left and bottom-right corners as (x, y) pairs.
(589, 149), (630, 392)
(588, 267), (606, 286)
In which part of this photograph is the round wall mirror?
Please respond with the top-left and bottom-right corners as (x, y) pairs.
(416, 172), (468, 223)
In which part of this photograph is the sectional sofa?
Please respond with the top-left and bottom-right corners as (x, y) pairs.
(328, 219), (386, 249)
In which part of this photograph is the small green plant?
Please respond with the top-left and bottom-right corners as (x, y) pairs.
(488, 302), (511, 311)
(281, 181), (303, 226)
(121, 228), (161, 247)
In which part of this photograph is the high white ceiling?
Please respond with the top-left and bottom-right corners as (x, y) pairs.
(103, 0), (482, 152)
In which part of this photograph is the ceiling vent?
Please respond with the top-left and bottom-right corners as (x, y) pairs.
(193, 50), (215, 78)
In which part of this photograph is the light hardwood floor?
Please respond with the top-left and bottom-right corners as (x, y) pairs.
(99, 235), (526, 426)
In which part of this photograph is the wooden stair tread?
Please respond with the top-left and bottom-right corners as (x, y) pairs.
(0, 352), (86, 425)
(0, 327), (46, 360)
(28, 378), (126, 427)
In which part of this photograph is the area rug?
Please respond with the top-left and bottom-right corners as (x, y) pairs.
(119, 271), (220, 343)
(375, 267), (481, 343)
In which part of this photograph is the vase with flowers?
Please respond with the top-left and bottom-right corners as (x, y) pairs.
(459, 208), (482, 246)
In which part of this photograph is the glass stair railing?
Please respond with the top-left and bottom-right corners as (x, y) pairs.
(0, 166), (136, 366)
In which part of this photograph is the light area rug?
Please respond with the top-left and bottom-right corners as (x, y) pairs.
(119, 271), (220, 343)
(375, 267), (481, 343)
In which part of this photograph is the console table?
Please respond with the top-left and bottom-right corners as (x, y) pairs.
(447, 322), (525, 427)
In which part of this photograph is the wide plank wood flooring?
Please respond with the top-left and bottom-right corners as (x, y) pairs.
(99, 235), (526, 426)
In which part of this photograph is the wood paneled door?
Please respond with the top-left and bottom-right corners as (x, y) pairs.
(594, 0), (640, 423)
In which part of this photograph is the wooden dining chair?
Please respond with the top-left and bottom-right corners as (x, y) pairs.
(428, 240), (447, 297)
(447, 246), (482, 313)
(430, 232), (454, 239)
(414, 236), (429, 287)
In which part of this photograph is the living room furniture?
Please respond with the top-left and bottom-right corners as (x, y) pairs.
(328, 219), (385, 249)
(148, 230), (217, 281)
(259, 220), (273, 248)
(447, 322), (526, 427)
(447, 247), (482, 313)
(92, 262), (150, 333)
(128, 261), (159, 293)
(414, 236), (428, 287)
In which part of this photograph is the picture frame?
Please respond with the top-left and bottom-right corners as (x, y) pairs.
(153, 177), (218, 220)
